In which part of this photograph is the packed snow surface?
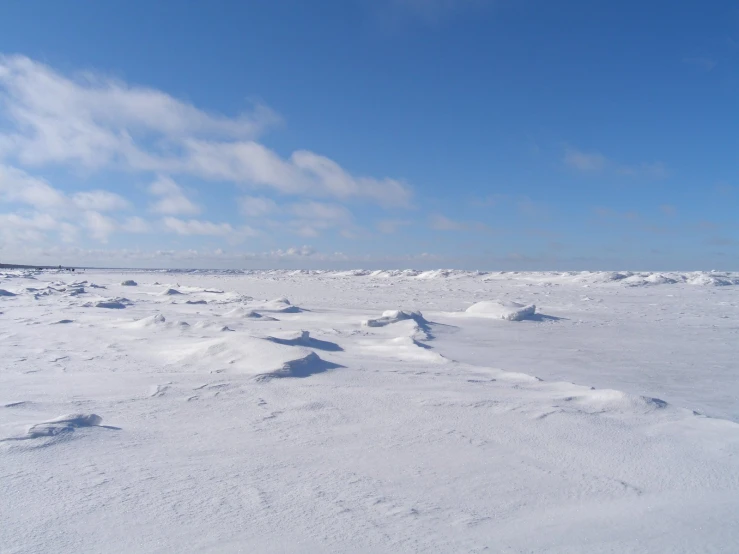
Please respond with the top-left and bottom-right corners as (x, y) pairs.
(1, 268), (739, 553)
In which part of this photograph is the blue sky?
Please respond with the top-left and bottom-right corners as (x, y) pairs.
(0, 0), (736, 269)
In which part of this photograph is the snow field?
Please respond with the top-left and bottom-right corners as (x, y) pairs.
(1, 268), (738, 553)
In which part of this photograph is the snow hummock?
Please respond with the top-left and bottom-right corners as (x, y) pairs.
(161, 288), (184, 296)
(223, 306), (271, 319)
(126, 313), (166, 328)
(2, 413), (103, 441)
(83, 297), (131, 309)
(363, 309), (427, 327)
(121, 280), (138, 286)
(249, 297), (301, 313)
(166, 334), (332, 380)
(465, 300), (537, 321)
(1, 268), (739, 553)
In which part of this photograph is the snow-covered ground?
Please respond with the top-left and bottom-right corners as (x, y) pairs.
(1, 269), (738, 553)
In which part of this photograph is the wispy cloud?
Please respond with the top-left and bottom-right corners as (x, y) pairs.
(564, 148), (607, 172)
(148, 175), (200, 215)
(72, 190), (131, 212)
(84, 211), (118, 243)
(162, 216), (257, 241)
(238, 196), (278, 217)
(564, 147), (668, 179)
(0, 164), (152, 244)
(682, 57), (717, 72)
(0, 55), (412, 207)
(287, 201), (354, 238)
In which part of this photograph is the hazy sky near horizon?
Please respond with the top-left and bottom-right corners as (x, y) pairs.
(0, 0), (737, 269)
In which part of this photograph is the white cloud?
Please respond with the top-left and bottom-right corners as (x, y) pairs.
(0, 164), (67, 209)
(163, 217), (234, 236)
(0, 210), (79, 245)
(238, 195), (277, 217)
(185, 141), (412, 207)
(290, 150), (411, 207)
(0, 54), (279, 170)
(286, 201), (354, 237)
(269, 245), (317, 258)
(72, 190), (130, 211)
(0, 164), (152, 244)
(148, 175), (200, 215)
(564, 147), (668, 179)
(289, 201), (352, 225)
(121, 216), (150, 233)
(84, 211), (117, 243)
(0, 212), (59, 243)
(564, 148), (607, 172)
(58, 222), (79, 243)
(162, 216), (257, 241)
(0, 55), (412, 207)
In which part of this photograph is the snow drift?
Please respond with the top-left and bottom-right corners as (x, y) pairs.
(465, 300), (536, 321)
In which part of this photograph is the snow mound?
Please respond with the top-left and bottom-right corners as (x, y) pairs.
(224, 306), (268, 318)
(185, 299), (208, 305)
(191, 321), (223, 330)
(179, 286), (224, 294)
(126, 314), (166, 328)
(84, 297), (131, 309)
(687, 273), (739, 286)
(561, 388), (669, 415)
(161, 288), (184, 296)
(622, 273), (679, 287)
(465, 300), (536, 321)
(359, 336), (447, 363)
(266, 330), (311, 344)
(121, 280), (138, 286)
(573, 271), (632, 284)
(250, 298), (301, 313)
(0, 289), (17, 296)
(1, 414), (104, 441)
(363, 310), (427, 327)
(168, 335), (334, 379)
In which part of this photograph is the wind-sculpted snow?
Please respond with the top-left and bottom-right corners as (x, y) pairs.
(83, 297), (131, 309)
(91, 268), (739, 286)
(465, 300), (537, 321)
(1, 268), (738, 553)
(362, 309), (428, 327)
(1, 413), (107, 443)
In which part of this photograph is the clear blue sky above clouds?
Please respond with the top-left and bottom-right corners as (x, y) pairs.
(0, 0), (736, 269)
